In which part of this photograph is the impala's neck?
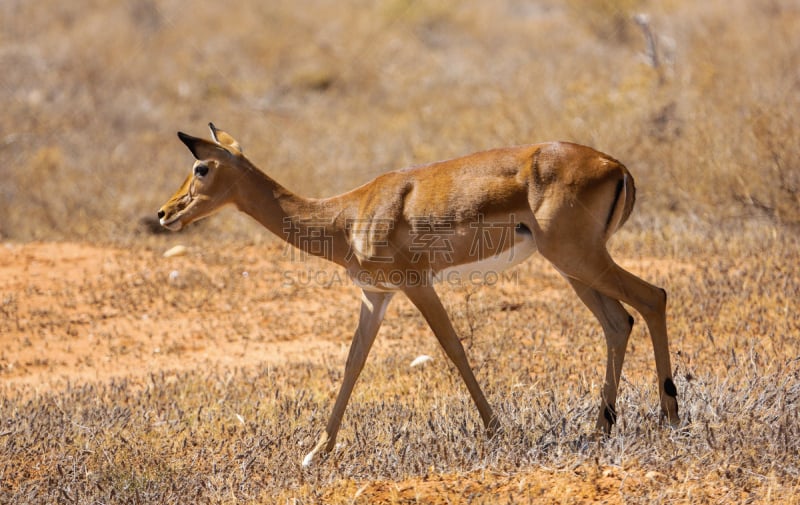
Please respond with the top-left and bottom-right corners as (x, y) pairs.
(232, 159), (343, 261)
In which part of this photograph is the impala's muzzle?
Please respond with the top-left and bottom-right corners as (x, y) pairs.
(158, 208), (184, 231)
(157, 172), (198, 231)
(157, 198), (189, 231)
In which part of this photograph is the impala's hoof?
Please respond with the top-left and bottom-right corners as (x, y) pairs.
(593, 401), (617, 436)
(662, 411), (681, 429)
(302, 432), (331, 467)
(302, 449), (318, 468)
(485, 416), (502, 439)
(661, 392), (680, 428)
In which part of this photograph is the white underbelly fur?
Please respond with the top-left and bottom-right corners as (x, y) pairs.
(435, 232), (537, 284)
(352, 229), (538, 291)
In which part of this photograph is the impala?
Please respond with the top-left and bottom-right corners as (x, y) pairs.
(158, 123), (680, 465)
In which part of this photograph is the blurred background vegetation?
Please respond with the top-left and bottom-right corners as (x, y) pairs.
(1, 0), (797, 245)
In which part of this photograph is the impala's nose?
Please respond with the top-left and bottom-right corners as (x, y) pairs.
(157, 210), (165, 220)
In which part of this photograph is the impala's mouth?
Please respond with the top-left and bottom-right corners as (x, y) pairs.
(159, 214), (183, 231)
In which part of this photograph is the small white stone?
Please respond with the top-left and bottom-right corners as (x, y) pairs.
(163, 245), (188, 258)
(410, 355), (433, 368)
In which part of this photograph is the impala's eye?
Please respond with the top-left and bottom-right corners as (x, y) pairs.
(194, 164), (209, 177)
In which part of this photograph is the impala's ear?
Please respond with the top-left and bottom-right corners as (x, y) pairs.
(208, 122), (243, 156)
(177, 131), (231, 161)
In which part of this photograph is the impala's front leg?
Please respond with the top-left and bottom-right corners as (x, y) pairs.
(303, 290), (393, 467)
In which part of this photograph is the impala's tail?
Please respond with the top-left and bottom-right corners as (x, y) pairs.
(604, 164), (636, 239)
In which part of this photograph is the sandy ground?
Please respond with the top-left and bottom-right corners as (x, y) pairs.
(0, 241), (349, 392)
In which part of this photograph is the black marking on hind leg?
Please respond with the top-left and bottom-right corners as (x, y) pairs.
(664, 378), (677, 397)
(515, 222), (532, 237)
(627, 315), (634, 328)
(604, 178), (625, 231)
(603, 405), (617, 426)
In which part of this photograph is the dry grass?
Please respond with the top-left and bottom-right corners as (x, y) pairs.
(1, 237), (799, 503)
(1, 0), (799, 503)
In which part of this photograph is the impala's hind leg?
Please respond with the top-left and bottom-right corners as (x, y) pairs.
(544, 247), (679, 428)
(566, 278), (633, 433)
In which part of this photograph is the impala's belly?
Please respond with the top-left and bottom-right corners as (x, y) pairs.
(349, 221), (537, 291)
(434, 224), (537, 284)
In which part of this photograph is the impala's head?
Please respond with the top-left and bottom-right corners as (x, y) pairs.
(158, 123), (245, 231)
